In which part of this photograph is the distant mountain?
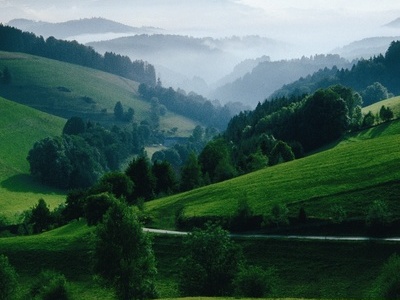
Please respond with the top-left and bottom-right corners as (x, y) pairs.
(332, 36), (400, 60)
(384, 17), (400, 28)
(210, 54), (352, 107)
(87, 35), (289, 94)
(6, 17), (160, 40)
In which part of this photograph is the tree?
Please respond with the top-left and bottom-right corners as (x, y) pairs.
(268, 141), (295, 166)
(266, 203), (289, 228)
(379, 105), (394, 122)
(98, 172), (134, 201)
(362, 111), (375, 127)
(180, 152), (203, 192)
(362, 82), (389, 106)
(29, 198), (53, 233)
(233, 265), (277, 298)
(366, 200), (391, 235)
(114, 101), (124, 121)
(0, 255), (18, 300)
(94, 199), (157, 300)
(152, 160), (178, 196)
(1, 66), (11, 85)
(125, 156), (155, 201)
(30, 270), (70, 300)
(178, 223), (243, 296)
(300, 88), (349, 151)
(62, 117), (86, 136)
(84, 193), (115, 226)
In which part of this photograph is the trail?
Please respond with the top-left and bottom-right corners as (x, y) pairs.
(143, 228), (400, 242)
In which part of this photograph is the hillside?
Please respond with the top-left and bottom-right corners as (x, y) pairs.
(210, 54), (352, 107)
(0, 96), (66, 222)
(144, 108), (400, 230)
(0, 51), (197, 136)
(87, 35), (289, 94)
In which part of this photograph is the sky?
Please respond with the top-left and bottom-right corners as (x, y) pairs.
(1, 0), (400, 55)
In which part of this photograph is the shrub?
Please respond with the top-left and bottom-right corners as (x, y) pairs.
(233, 265), (277, 298)
(30, 270), (70, 300)
(0, 255), (18, 300)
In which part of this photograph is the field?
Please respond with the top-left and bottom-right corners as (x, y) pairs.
(0, 96), (66, 222)
(1, 220), (400, 299)
(144, 118), (400, 230)
(0, 51), (197, 135)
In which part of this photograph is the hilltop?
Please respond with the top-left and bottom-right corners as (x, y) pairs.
(6, 17), (160, 40)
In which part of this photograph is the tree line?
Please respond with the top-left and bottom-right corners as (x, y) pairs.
(138, 83), (232, 130)
(0, 24), (156, 86)
(272, 41), (400, 105)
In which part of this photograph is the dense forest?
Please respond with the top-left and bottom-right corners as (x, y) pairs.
(272, 41), (400, 106)
(0, 24), (156, 86)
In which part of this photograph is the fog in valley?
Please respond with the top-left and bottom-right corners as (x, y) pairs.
(2, 0), (400, 106)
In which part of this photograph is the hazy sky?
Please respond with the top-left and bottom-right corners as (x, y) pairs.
(1, 0), (400, 54)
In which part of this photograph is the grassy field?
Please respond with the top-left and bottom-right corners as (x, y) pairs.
(0, 51), (197, 135)
(363, 95), (400, 117)
(145, 117), (400, 230)
(0, 96), (66, 222)
(1, 220), (400, 299)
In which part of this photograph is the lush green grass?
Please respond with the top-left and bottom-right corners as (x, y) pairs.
(1, 221), (400, 299)
(363, 95), (400, 117)
(0, 96), (66, 222)
(145, 118), (400, 229)
(0, 51), (197, 135)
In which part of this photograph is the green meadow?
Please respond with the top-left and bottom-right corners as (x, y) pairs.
(0, 51), (197, 135)
(0, 96), (66, 222)
(145, 117), (400, 230)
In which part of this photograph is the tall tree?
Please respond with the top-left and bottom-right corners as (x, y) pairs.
(0, 255), (18, 300)
(125, 156), (155, 201)
(114, 101), (124, 121)
(94, 199), (158, 300)
(180, 152), (203, 192)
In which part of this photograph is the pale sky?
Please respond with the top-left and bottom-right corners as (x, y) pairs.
(1, 0), (400, 55)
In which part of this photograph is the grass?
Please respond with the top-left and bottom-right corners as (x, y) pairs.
(0, 96), (66, 222)
(1, 221), (400, 299)
(363, 95), (400, 117)
(145, 118), (400, 229)
(0, 51), (197, 135)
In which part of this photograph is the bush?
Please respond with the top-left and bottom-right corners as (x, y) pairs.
(371, 254), (400, 299)
(0, 255), (18, 300)
(30, 270), (70, 300)
(233, 265), (277, 298)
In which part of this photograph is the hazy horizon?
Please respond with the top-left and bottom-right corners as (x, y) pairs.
(1, 0), (400, 57)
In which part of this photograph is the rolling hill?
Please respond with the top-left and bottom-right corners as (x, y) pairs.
(144, 97), (400, 230)
(0, 51), (197, 137)
(0, 96), (66, 222)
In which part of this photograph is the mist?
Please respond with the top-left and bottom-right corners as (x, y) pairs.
(2, 0), (400, 104)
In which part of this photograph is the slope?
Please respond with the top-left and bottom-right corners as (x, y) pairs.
(144, 113), (400, 230)
(0, 51), (197, 136)
(0, 96), (67, 222)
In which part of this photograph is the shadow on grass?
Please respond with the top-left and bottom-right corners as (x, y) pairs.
(1, 174), (64, 195)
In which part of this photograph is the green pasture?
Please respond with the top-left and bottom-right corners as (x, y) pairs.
(145, 118), (400, 229)
(0, 97), (66, 222)
(0, 51), (197, 134)
(363, 95), (400, 117)
(1, 221), (400, 299)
